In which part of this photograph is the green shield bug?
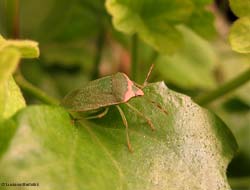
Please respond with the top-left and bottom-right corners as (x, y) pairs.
(61, 65), (155, 152)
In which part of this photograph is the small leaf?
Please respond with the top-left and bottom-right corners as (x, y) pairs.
(0, 82), (237, 189)
(229, 17), (250, 53)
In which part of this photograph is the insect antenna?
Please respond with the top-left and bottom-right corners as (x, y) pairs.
(143, 64), (155, 87)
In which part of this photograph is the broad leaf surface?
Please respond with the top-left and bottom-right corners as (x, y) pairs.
(0, 82), (237, 190)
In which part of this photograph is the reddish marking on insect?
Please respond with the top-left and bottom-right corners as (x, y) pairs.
(123, 74), (144, 102)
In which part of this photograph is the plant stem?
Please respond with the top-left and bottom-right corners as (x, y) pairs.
(5, 0), (19, 38)
(14, 73), (59, 105)
(131, 34), (138, 81)
(229, 176), (250, 189)
(92, 28), (105, 79)
(195, 68), (250, 105)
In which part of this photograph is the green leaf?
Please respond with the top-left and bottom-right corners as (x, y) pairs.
(155, 26), (217, 90)
(229, 17), (250, 53)
(229, 0), (250, 18)
(0, 82), (237, 189)
(106, 0), (194, 53)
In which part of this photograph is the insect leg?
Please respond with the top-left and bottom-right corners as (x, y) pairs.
(125, 102), (155, 131)
(116, 105), (133, 152)
(85, 108), (109, 120)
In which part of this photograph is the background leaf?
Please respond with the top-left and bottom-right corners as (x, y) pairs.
(229, 17), (250, 53)
(229, 0), (250, 53)
(106, 0), (216, 53)
(154, 26), (217, 90)
(229, 0), (250, 17)
(105, 0), (194, 53)
(0, 82), (237, 190)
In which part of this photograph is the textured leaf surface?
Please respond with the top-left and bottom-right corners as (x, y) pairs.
(0, 82), (237, 190)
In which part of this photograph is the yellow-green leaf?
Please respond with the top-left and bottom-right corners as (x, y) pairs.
(0, 48), (25, 121)
(0, 35), (39, 58)
(0, 47), (20, 85)
(229, 17), (250, 53)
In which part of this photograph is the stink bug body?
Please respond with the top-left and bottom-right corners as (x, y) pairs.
(62, 73), (144, 112)
(62, 66), (155, 152)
